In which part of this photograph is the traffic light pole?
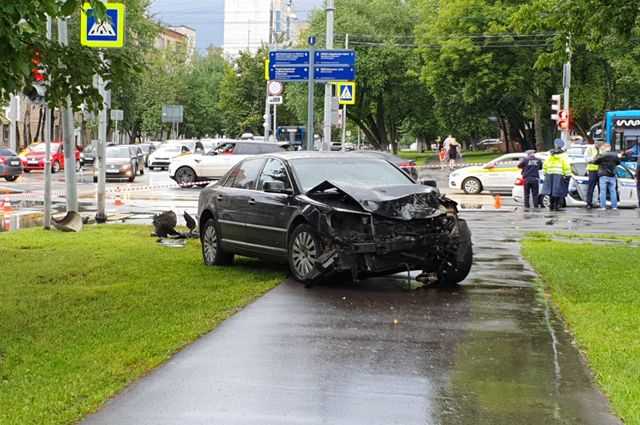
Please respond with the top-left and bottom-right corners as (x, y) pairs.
(43, 16), (53, 229)
(341, 34), (349, 151)
(58, 17), (78, 213)
(306, 42), (316, 151)
(322, 0), (335, 152)
(562, 41), (572, 143)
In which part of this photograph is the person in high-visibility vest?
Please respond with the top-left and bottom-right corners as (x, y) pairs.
(542, 139), (572, 211)
(583, 138), (601, 209)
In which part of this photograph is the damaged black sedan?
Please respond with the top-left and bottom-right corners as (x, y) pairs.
(197, 152), (472, 285)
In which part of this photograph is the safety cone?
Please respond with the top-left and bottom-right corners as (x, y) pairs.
(114, 188), (124, 207)
(494, 194), (503, 209)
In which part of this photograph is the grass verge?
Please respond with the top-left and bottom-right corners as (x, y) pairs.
(398, 150), (502, 165)
(0, 225), (284, 425)
(522, 235), (640, 425)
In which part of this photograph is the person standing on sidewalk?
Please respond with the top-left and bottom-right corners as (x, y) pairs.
(593, 148), (622, 210)
(583, 138), (601, 209)
(518, 150), (543, 208)
(447, 138), (461, 170)
(542, 139), (571, 211)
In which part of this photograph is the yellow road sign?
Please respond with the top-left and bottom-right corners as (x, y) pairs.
(337, 82), (356, 105)
(81, 3), (125, 48)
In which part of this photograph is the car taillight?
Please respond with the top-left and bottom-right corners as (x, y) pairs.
(515, 177), (524, 186)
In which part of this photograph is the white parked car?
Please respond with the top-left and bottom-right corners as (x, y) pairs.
(148, 142), (195, 171)
(449, 153), (548, 194)
(169, 141), (290, 187)
(513, 161), (638, 208)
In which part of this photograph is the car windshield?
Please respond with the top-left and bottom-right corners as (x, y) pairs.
(30, 143), (56, 153)
(107, 147), (130, 158)
(0, 148), (16, 156)
(291, 158), (413, 192)
(157, 145), (181, 154)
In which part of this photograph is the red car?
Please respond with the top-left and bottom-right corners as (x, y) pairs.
(20, 142), (81, 173)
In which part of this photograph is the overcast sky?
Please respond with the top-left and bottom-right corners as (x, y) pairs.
(149, 0), (323, 51)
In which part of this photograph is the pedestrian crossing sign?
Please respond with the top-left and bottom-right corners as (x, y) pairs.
(337, 82), (356, 105)
(81, 2), (125, 48)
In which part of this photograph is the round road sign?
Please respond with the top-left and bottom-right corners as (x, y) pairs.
(268, 81), (284, 96)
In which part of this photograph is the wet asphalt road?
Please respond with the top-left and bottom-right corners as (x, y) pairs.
(82, 209), (640, 425)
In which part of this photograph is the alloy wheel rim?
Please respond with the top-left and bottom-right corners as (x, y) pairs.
(203, 225), (218, 263)
(292, 231), (317, 278)
(178, 168), (195, 184)
(465, 179), (479, 193)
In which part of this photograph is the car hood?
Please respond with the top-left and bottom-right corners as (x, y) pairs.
(106, 158), (131, 165)
(452, 166), (483, 175)
(304, 180), (444, 220)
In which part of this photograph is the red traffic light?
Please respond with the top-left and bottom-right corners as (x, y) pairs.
(31, 49), (47, 84)
(558, 110), (570, 130)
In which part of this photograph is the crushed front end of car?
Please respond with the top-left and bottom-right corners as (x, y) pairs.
(298, 181), (473, 284)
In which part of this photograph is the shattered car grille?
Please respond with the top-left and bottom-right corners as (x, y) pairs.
(371, 192), (440, 220)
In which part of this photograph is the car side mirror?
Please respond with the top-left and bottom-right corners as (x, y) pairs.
(420, 179), (438, 188)
(264, 181), (290, 194)
(484, 163), (496, 169)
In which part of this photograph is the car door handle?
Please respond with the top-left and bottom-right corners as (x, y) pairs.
(248, 198), (256, 205)
(216, 195), (223, 201)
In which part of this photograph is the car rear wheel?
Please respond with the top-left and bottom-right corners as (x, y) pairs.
(4, 176), (18, 182)
(289, 224), (322, 284)
(438, 219), (473, 286)
(462, 177), (482, 195)
(201, 218), (233, 266)
(175, 166), (197, 188)
(52, 161), (61, 174)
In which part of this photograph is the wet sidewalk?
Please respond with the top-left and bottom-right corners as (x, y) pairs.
(82, 209), (636, 425)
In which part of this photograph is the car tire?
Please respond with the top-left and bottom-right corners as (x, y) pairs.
(93, 176), (98, 183)
(4, 176), (18, 182)
(462, 177), (482, 195)
(140, 165), (144, 176)
(52, 161), (61, 174)
(128, 175), (135, 183)
(175, 166), (197, 188)
(438, 219), (473, 286)
(149, 166), (155, 171)
(201, 218), (234, 266)
(288, 224), (322, 285)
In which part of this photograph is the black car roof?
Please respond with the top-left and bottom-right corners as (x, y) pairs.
(266, 151), (391, 161)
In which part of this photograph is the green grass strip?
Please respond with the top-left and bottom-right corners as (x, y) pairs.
(0, 225), (283, 425)
(522, 235), (640, 425)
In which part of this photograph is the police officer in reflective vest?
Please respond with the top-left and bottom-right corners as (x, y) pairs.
(542, 139), (572, 211)
(583, 139), (601, 209)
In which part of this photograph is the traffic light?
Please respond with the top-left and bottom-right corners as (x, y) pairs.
(558, 110), (570, 131)
(550, 94), (562, 121)
(23, 49), (47, 103)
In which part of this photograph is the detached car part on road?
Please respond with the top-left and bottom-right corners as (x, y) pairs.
(198, 153), (473, 285)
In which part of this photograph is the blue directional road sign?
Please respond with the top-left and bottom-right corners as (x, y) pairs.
(315, 66), (356, 82)
(315, 50), (356, 67)
(270, 66), (309, 82)
(269, 50), (309, 66)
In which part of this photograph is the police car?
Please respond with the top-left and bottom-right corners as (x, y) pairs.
(512, 161), (638, 208)
(449, 153), (548, 194)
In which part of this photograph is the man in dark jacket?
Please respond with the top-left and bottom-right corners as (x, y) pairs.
(593, 151), (622, 210)
(518, 150), (543, 208)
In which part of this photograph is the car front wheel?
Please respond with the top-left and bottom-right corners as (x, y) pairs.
(438, 219), (473, 286)
(201, 218), (234, 266)
(51, 161), (61, 174)
(288, 224), (322, 284)
(462, 177), (482, 195)
(175, 166), (197, 188)
(4, 176), (18, 182)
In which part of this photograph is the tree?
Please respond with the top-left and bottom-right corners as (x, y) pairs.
(217, 49), (269, 138)
(179, 50), (226, 139)
(304, 0), (439, 152)
(0, 0), (128, 109)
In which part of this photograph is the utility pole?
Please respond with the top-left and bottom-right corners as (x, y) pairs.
(96, 55), (109, 224)
(306, 37), (316, 150)
(8, 95), (18, 152)
(43, 16), (53, 229)
(263, 1), (276, 141)
(341, 33), (349, 151)
(58, 17), (78, 212)
(322, 0), (335, 152)
(562, 37), (572, 144)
